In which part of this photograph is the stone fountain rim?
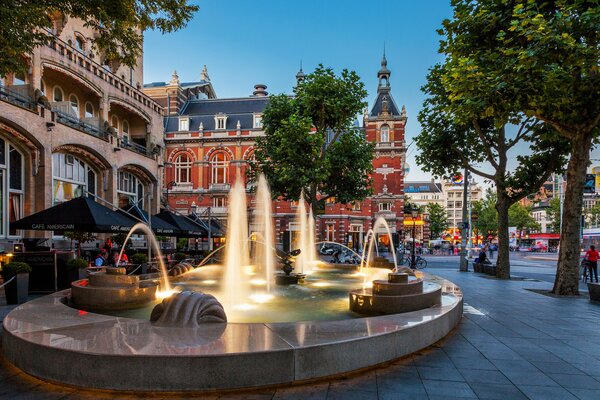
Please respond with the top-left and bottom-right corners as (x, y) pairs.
(2, 273), (463, 392)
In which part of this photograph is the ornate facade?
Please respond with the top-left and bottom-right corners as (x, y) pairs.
(150, 56), (406, 251)
(0, 15), (164, 251)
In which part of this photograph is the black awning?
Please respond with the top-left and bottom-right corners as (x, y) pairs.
(118, 204), (180, 236)
(12, 196), (135, 233)
(187, 212), (225, 237)
(153, 210), (208, 238)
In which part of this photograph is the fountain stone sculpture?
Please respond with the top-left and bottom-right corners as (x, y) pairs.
(150, 290), (227, 327)
(349, 271), (441, 315)
(275, 249), (306, 285)
(71, 267), (158, 311)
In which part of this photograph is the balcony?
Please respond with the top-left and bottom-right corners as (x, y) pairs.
(196, 206), (228, 215)
(209, 183), (231, 192)
(52, 102), (108, 141)
(42, 34), (161, 115)
(118, 137), (150, 157)
(0, 84), (37, 111)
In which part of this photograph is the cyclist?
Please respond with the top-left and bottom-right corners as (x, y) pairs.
(584, 245), (599, 283)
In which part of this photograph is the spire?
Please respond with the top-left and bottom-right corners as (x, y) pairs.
(296, 60), (305, 82)
(169, 70), (180, 86)
(401, 105), (407, 119)
(377, 48), (391, 92)
(201, 65), (210, 81)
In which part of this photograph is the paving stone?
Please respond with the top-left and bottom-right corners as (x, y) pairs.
(468, 382), (527, 400)
(529, 360), (586, 375)
(449, 356), (497, 371)
(547, 373), (600, 389)
(567, 388), (600, 400)
(422, 379), (477, 398)
(517, 385), (579, 400)
(458, 369), (511, 385)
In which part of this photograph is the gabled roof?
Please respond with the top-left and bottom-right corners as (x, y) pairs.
(370, 91), (401, 117)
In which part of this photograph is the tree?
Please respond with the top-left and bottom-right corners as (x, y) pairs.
(427, 203), (449, 240)
(64, 231), (96, 257)
(0, 0), (198, 77)
(509, 203), (540, 236)
(250, 65), (373, 212)
(437, 0), (599, 294)
(546, 197), (562, 234)
(472, 188), (498, 240)
(584, 201), (600, 228)
(416, 63), (567, 279)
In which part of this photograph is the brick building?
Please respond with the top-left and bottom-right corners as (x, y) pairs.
(0, 15), (164, 251)
(151, 55), (406, 251)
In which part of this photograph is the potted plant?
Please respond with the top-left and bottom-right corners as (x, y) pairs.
(173, 252), (188, 262)
(66, 258), (89, 282)
(1, 261), (32, 304)
(130, 253), (149, 275)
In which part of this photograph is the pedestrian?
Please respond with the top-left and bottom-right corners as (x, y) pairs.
(103, 237), (113, 253)
(585, 245), (599, 283)
(112, 250), (129, 266)
(94, 250), (109, 267)
(488, 243), (494, 259)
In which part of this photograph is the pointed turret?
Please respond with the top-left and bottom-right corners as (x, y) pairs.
(201, 65), (210, 82)
(169, 70), (180, 86)
(377, 51), (391, 92)
(296, 61), (305, 83)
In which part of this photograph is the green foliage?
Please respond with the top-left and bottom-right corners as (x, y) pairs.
(584, 201), (600, 228)
(250, 65), (373, 211)
(509, 203), (540, 233)
(66, 258), (88, 270)
(472, 188), (499, 237)
(546, 197), (561, 233)
(173, 252), (187, 262)
(427, 203), (449, 240)
(64, 231), (96, 256)
(2, 262), (32, 277)
(0, 1), (198, 77)
(176, 238), (188, 251)
(130, 253), (148, 265)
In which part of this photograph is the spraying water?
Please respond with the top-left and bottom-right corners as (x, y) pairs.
(253, 174), (275, 292)
(222, 173), (252, 311)
(117, 222), (171, 292)
(294, 192), (318, 273)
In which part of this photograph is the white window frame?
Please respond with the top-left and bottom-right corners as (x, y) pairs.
(179, 117), (189, 131)
(380, 124), (389, 142)
(174, 153), (192, 184)
(379, 202), (391, 212)
(253, 114), (263, 129)
(211, 153), (229, 184)
(215, 114), (227, 130)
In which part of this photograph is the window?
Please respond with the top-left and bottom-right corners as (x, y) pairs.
(325, 223), (335, 242)
(211, 153), (228, 184)
(84, 102), (94, 118)
(52, 153), (95, 206)
(253, 115), (263, 128)
(75, 36), (85, 52)
(179, 117), (189, 131)
(69, 94), (79, 116)
(0, 144), (24, 237)
(352, 201), (361, 211)
(111, 115), (119, 132)
(118, 171), (144, 210)
(380, 125), (389, 142)
(213, 197), (226, 208)
(215, 115), (227, 130)
(379, 202), (391, 212)
(13, 72), (26, 85)
(122, 121), (129, 143)
(174, 153), (192, 183)
(53, 86), (64, 102)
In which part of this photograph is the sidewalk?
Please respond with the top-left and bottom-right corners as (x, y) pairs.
(1, 268), (599, 399)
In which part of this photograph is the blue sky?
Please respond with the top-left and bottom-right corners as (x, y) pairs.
(142, 1), (454, 182)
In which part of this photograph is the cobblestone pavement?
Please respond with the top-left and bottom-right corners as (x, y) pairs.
(1, 266), (599, 399)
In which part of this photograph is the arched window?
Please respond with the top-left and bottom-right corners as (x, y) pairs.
(53, 86), (63, 102)
(0, 138), (25, 237)
(174, 153), (192, 183)
(51, 153), (96, 205)
(380, 125), (389, 142)
(211, 152), (228, 184)
(122, 120), (129, 143)
(118, 171), (145, 210)
(69, 94), (79, 116)
(111, 115), (119, 132)
(75, 36), (85, 52)
(84, 102), (94, 118)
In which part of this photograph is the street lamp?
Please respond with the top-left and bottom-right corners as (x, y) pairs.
(165, 181), (177, 203)
(411, 204), (419, 269)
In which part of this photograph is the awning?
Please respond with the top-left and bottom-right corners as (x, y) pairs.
(153, 210), (208, 238)
(12, 196), (135, 233)
(187, 212), (225, 237)
(118, 204), (180, 235)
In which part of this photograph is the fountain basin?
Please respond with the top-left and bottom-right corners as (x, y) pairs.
(350, 282), (442, 315)
(2, 273), (461, 392)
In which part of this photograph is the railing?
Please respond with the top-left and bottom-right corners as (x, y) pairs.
(196, 206), (228, 215)
(119, 139), (149, 156)
(54, 109), (109, 140)
(44, 33), (162, 115)
(0, 85), (36, 111)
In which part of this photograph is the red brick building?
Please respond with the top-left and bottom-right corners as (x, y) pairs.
(148, 56), (406, 251)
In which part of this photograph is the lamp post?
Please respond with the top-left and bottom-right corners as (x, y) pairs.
(165, 181), (177, 204)
(411, 204), (418, 269)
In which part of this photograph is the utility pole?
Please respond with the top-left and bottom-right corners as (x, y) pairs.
(459, 166), (469, 271)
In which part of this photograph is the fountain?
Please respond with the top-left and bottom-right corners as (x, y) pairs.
(2, 174), (464, 392)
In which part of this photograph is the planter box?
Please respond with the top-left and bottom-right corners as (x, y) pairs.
(588, 282), (600, 302)
(3, 273), (29, 304)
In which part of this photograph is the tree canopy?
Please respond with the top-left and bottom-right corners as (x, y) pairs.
(250, 65), (373, 211)
(508, 203), (540, 234)
(426, 203), (449, 240)
(472, 188), (498, 238)
(0, 0), (198, 76)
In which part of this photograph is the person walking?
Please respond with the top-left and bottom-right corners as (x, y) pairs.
(488, 243), (494, 259)
(585, 245), (599, 283)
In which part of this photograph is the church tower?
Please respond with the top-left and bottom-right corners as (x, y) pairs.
(363, 53), (407, 246)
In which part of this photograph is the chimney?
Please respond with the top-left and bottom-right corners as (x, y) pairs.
(253, 84), (268, 97)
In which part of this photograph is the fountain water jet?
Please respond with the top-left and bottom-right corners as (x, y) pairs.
(222, 173), (252, 311)
(253, 174), (276, 292)
(295, 193), (318, 273)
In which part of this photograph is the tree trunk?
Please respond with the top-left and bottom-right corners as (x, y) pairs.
(496, 192), (511, 279)
(552, 135), (592, 295)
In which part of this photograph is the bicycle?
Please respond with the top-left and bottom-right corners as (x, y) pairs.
(580, 260), (590, 284)
(415, 255), (427, 269)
